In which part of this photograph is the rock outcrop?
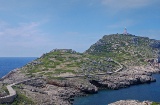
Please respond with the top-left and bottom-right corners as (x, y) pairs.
(0, 65), (159, 104)
(90, 66), (158, 90)
(109, 100), (152, 105)
(47, 78), (98, 94)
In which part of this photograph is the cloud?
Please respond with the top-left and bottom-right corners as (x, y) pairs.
(101, 0), (157, 11)
(0, 21), (53, 56)
(0, 22), (40, 37)
(0, 21), (51, 47)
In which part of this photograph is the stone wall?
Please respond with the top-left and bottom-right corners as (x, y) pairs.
(0, 84), (16, 103)
(0, 93), (16, 103)
(0, 78), (37, 103)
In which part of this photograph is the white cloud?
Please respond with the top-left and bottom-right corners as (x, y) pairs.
(0, 22), (40, 37)
(0, 21), (49, 48)
(0, 21), (54, 56)
(101, 0), (157, 11)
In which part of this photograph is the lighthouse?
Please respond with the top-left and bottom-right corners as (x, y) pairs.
(123, 27), (128, 35)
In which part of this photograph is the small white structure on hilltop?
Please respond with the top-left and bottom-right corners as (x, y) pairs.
(123, 27), (128, 35)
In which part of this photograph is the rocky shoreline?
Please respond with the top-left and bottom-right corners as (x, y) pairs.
(90, 66), (158, 90)
(0, 65), (160, 105)
(108, 100), (153, 105)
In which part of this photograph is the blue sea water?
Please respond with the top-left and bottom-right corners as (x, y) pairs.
(73, 74), (160, 105)
(0, 57), (36, 78)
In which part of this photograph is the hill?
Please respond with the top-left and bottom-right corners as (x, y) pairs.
(20, 34), (160, 79)
(21, 49), (120, 79)
(86, 34), (160, 66)
(0, 34), (160, 105)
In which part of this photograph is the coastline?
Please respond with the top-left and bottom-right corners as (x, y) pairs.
(109, 100), (153, 105)
(0, 65), (160, 105)
(72, 66), (160, 104)
(0, 68), (19, 81)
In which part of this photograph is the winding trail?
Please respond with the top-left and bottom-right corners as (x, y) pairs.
(113, 60), (124, 72)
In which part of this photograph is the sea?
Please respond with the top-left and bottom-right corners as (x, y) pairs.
(0, 57), (36, 78)
(73, 74), (160, 105)
(0, 57), (160, 105)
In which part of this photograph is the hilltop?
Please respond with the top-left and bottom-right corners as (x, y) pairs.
(18, 34), (160, 79)
(0, 34), (160, 105)
(86, 34), (160, 66)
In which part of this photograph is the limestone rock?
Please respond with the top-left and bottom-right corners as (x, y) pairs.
(109, 100), (152, 105)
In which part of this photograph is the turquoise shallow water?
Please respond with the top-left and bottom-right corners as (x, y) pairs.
(73, 74), (160, 105)
(0, 57), (36, 78)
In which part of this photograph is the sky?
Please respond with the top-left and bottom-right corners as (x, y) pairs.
(0, 0), (160, 57)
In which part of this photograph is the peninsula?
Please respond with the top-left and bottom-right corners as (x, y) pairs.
(0, 34), (160, 105)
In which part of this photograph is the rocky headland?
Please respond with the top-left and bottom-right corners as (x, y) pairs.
(0, 63), (159, 104)
(0, 34), (160, 105)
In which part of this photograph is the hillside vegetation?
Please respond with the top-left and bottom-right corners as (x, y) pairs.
(1, 34), (160, 105)
(20, 34), (160, 78)
(21, 49), (120, 79)
(86, 34), (160, 66)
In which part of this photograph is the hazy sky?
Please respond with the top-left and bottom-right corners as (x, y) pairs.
(0, 0), (160, 57)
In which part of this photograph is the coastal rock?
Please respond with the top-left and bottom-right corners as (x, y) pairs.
(0, 65), (158, 105)
(47, 78), (98, 94)
(1, 69), (29, 84)
(103, 75), (155, 89)
(108, 100), (152, 105)
(23, 78), (46, 88)
(90, 67), (157, 90)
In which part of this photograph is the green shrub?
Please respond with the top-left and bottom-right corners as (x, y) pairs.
(1, 86), (9, 95)
(54, 69), (75, 74)
(47, 76), (66, 80)
(44, 72), (54, 76)
(54, 62), (61, 65)
(12, 92), (35, 105)
(151, 102), (160, 105)
(27, 69), (41, 73)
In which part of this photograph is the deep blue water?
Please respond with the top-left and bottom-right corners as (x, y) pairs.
(73, 74), (160, 105)
(0, 57), (37, 78)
